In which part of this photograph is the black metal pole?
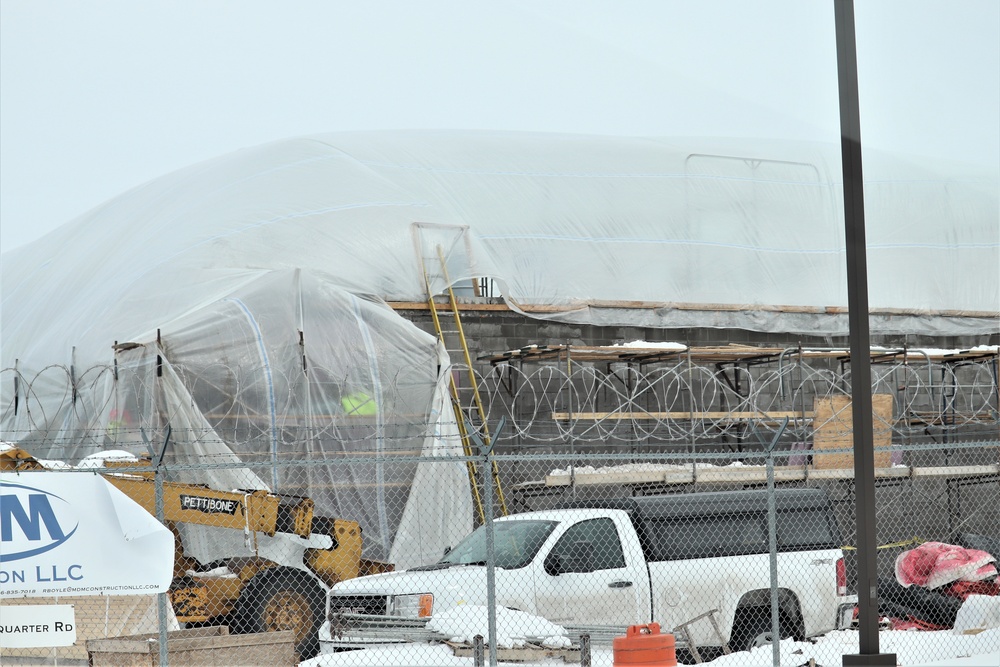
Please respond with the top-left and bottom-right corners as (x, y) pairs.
(834, 1), (896, 665)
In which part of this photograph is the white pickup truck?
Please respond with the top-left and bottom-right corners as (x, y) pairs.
(324, 488), (855, 652)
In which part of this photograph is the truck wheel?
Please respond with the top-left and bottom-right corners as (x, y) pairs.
(730, 609), (793, 653)
(235, 568), (325, 661)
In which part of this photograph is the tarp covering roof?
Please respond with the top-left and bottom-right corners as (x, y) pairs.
(3, 131), (998, 357)
(0, 129), (996, 568)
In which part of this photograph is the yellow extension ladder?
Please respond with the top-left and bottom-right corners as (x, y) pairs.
(423, 245), (508, 523)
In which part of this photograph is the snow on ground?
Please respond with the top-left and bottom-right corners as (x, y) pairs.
(607, 341), (999, 356)
(701, 630), (1000, 667)
(306, 643), (479, 667)
(304, 629), (1000, 666)
(304, 604), (1000, 666)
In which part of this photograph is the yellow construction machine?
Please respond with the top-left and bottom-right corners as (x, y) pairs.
(0, 446), (391, 659)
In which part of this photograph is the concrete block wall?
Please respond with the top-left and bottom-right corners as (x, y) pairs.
(396, 302), (998, 453)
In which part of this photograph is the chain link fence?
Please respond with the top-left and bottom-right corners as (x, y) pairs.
(2, 351), (997, 666)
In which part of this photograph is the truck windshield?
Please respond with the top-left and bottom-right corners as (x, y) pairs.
(439, 520), (557, 569)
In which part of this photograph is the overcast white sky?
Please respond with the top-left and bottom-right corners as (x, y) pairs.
(1, 0), (997, 253)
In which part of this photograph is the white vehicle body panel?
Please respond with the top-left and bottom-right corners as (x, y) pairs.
(325, 565), (538, 618)
(532, 510), (651, 625)
(649, 549), (840, 646)
(327, 495), (848, 651)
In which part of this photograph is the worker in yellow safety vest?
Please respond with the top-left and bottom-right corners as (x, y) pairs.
(341, 390), (377, 416)
(106, 407), (133, 440)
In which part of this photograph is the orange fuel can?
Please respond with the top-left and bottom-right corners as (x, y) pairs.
(612, 623), (677, 666)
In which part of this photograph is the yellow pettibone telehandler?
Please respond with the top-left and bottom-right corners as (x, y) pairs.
(1, 445), (390, 660)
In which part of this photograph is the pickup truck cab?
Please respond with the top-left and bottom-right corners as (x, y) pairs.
(325, 488), (854, 652)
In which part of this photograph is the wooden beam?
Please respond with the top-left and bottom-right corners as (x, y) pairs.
(389, 299), (1000, 319)
(543, 464), (999, 488)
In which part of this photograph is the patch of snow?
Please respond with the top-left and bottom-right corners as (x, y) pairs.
(550, 461), (762, 476)
(550, 462), (676, 476)
(912, 653), (1000, 667)
(540, 635), (573, 649)
(187, 566), (238, 579)
(701, 630), (1000, 667)
(901, 345), (998, 357)
(953, 595), (1000, 633)
(426, 605), (566, 649)
(612, 340), (688, 350)
(76, 450), (139, 469)
(304, 642), (473, 666)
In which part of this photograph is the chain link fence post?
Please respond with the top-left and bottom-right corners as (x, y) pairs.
(154, 430), (170, 667)
(766, 420), (786, 667)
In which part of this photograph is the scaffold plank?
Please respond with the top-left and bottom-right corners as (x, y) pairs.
(542, 464), (999, 488)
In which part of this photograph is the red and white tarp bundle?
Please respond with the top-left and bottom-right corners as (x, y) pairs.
(896, 542), (998, 591)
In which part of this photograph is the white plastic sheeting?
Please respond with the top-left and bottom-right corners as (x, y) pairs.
(2, 132), (997, 354)
(1, 267), (470, 565)
(0, 130), (996, 561)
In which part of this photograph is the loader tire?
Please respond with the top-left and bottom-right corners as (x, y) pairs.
(235, 568), (325, 660)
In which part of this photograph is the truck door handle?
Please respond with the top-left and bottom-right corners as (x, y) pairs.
(609, 580), (633, 589)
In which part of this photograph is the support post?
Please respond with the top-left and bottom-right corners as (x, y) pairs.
(834, 1), (896, 664)
(473, 634), (485, 667)
(766, 421), (785, 667)
(468, 417), (504, 666)
(155, 462), (169, 667)
(482, 443), (497, 667)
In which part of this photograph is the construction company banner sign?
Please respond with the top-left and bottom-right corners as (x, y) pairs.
(0, 472), (174, 598)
